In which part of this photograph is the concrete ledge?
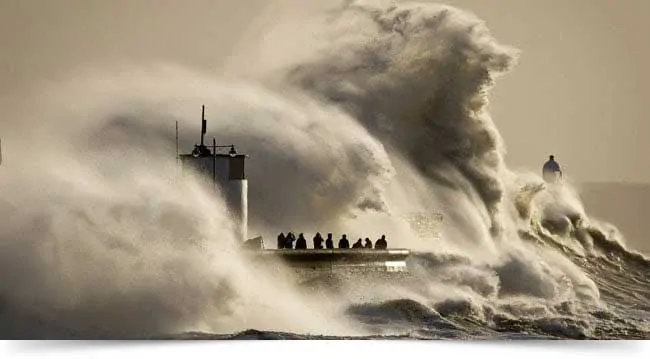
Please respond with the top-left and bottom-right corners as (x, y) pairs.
(245, 248), (410, 263)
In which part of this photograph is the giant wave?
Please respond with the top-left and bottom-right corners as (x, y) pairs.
(0, 0), (648, 339)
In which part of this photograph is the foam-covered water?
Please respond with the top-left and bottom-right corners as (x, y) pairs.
(0, 1), (648, 339)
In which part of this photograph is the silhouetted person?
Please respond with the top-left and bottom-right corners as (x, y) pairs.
(338, 234), (350, 249)
(313, 232), (324, 249)
(364, 238), (373, 249)
(352, 238), (363, 248)
(542, 155), (562, 183)
(285, 232), (296, 249)
(325, 233), (334, 249)
(295, 233), (307, 249)
(277, 232), (286, 249)
(375, 235), (387, 249)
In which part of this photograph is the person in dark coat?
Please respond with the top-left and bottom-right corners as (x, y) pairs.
(325, 233), (334, 249)
(313, 232), (324, 249)
(285, 232), (296, 249)
(338, 234), (350, 249)
(542, 155), (562, 183)
(295, 233), (307, 249)
(352, 238), (363, 248)
(277, 232), (286, 249)
(364, 238), (373, 248)
(375, 235), (387, 249)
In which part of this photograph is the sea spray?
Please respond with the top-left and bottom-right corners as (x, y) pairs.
(0, 0), (648, 339)
(0, 70), (367, 337)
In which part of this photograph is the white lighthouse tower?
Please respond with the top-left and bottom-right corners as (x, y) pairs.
(177, 105), (248, 242)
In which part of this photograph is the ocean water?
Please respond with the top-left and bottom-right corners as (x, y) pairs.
(0, 1), (648, 340)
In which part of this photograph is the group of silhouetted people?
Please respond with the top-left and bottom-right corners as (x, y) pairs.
(277, 232), (388, 250)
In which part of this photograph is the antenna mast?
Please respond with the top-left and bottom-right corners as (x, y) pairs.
(175, 121), (179, 176)
(201, 105), (206, 147)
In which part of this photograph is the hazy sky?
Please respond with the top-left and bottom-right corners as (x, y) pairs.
(1, 0), (648, 184)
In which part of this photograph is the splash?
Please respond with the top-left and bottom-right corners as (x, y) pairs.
(0, 68), (371, 338)
(0, 0), (647, 338)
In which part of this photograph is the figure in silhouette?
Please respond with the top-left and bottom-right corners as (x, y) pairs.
(313, 232), (324, 249)
(352, 238), (363, 248)
(542, 155), (562, 183)
(285, 232), (296, 249)
(375, 235), (387, 249)
(364, 238), (373, 248)
(277, 232), (285, 249)
(295, 233), (307, 249)
(325, 233), (334, 249)
(338, 234), (350, 249)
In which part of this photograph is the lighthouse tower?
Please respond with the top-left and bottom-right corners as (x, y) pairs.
(177, 105), (248, 242)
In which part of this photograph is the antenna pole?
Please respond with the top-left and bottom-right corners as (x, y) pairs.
(201, 105), (206, 147)
(175, 121), (179, 176)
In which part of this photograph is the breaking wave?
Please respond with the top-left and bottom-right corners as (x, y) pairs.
(0, 0), (647, 339)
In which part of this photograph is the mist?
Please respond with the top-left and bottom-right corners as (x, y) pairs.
(0, 0), (646, 339)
